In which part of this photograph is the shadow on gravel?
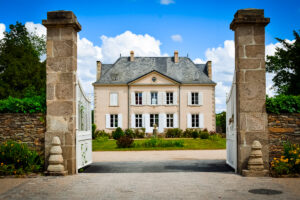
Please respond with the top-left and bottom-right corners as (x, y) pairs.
(83, 159), (234, 173)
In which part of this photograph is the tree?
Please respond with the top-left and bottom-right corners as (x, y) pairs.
(0, 22), (46, 99)
(266, 30), (300, 95)
(216, 111), (226, 133)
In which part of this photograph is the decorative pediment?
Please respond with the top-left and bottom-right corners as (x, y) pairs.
(128, 70), (180, 85)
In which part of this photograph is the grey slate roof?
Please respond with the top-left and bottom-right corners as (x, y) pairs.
(94, 57), (215, 85)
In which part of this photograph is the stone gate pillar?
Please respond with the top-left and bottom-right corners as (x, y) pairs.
(43, 11), (81, 174)
(230, 9), (270, 174)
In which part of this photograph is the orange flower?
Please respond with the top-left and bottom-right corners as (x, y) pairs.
(0, 163), (3, 166)
(13, 171), (16, 174)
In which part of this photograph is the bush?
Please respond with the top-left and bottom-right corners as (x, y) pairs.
(0, 95), (46, 113)
(95, 135), (109, 143)
(94, 130), (110, 139)
(116, 136), (134, 148)
(134, 128), (145, 138)
(92, 124), (97, 139)
(124, 129), (135, 138)
(199, 130), (209, 139)
(216, 111), (226, 133)
(192, 130), (199, 139)
(266, 95), (300, 114)
(112, 127), (124, 140)
(139, 138), (184, 148)
(209, 134), (222, 141)
(271, 141), (300, 176)
(165, 128), (183, 138)
(182, 129), (194, 138)
(0, 140), (43, 175)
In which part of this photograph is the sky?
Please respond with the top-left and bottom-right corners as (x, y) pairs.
(0, 0), (299, 112)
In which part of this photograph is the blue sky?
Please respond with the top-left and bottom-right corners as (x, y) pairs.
(0, 0), (299, 112)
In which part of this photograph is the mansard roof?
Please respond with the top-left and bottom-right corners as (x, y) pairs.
(94, 57), (215, 85)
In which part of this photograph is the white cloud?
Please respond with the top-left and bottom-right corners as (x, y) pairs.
(25, 22), (46, 38)
(0, 23), (5, 40)
(171, 34), (182, 42)
(193, 58), (206, 64)
(160, 0), (175, 5)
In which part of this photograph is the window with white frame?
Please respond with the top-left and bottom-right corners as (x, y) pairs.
(191, 114), (199, 128)
(110, 92), (118, 106)
(150, 114), (159, 127)
(135, 114), (142, 128)
(166, 92), (173, 105)
(191, 92), (199, 105)
(151, 92), (158, 105)
(166, 114), (174, 128)
(110, 114), (118, 128)
(135, 92), (142, 105)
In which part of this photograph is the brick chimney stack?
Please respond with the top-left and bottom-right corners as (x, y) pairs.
(130, 50), (134, 61)
(96, 61), (102, 80)
(206, 61), (212, 79)
(174, 50), (179, 63)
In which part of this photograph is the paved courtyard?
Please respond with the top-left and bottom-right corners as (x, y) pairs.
(0, 150), (300, 200)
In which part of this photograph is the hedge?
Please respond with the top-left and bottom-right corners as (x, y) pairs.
(266, 95), (300, 114)
(0, 96), (46, 113)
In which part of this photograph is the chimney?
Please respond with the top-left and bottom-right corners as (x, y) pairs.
(130, 50), (134, 61)
(96, 61), (102, 80)
(174, 50), (179, 63)
(206, 61), (212, 79)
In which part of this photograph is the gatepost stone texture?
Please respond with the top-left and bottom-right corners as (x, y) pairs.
(42, 11), (81, 175)
(230, 9), (270, 174)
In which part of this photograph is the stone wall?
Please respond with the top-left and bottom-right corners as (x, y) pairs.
(0, 113), (45, 155)
(268, 113), (300, 161)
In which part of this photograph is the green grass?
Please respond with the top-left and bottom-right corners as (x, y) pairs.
(92, 138), (226, 151)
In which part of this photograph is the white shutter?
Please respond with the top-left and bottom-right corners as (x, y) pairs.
(163, 92), (166, 105)
(118, 114), (122, 128)
(159, 113), (165, 133)
(142, 92), (147, 105)
(105, 114), (110, 128)
(187, 113), (191, 128)
(145, 114), (150, 133)
(142, 114), (145, 128)
(199, 113), (204, 128)
(147, 92), (151, 105)
(173, 92), (177, 105)
(174, 113), (178, 128)
(198, 92), (203, 105)
(131, 92), (135, 105)
(110, 93), (118, 106)
(131, 114), (135, 128)
(158, 92), (163, 105)
(188, 92), (191, 105)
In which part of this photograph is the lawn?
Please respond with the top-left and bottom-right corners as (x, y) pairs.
(92, 138), (226, 151)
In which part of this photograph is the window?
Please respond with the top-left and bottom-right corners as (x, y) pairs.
(150, 114), (159, 127)
(191, 114), (199, 128)
(110, 114), (118, 128)
(166, 92), (173, 105)
(110, 93), (118, 106)
(191, 92), (199, 105)
(135, 114), (142, 128)
(151, 92), (158, 105)
(166, 114), (174, 128)
(135, 92), (142, 105)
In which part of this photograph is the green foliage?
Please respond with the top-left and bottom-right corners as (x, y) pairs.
(0, 140), (43, 175)
(266, 95), (300, 114)
(165, 128), (183, 138)
(209, 133), (222, 141)
(271, 141), (300, 176)
(0, 22), (46, 99)
(266, 30), (300, 95)
(124, 129), (135, 138)
(216, 111), (226, 133)
(112, 127), (124, 140)
(0, 95), (46, 113)
(94, 130), (110, 139)
(92, 124), (97, 139)
(95, 135), (109, 143)
(192, 130), (199, 139)
(199, 129), (209, 139)
(116, 136), (134, 148)
(136, 137), (184, 148)
(134, 128), (145, 138)
(182, 129), (194, 138)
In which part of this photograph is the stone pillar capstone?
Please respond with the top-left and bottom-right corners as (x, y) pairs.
(242, 140), (269, 176)
(43, 11), (81, 174)
(230, 9), (270, 174)
(47, 136), (67, 176)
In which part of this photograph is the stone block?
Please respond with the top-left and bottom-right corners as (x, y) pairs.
(237, 45), (245, 58)
(47, 57), (74, 72)
(47, 83), (55, 100)
(236, 25), (254, 45)
(238, 82), (265, 100)
(253, 25), (265, 45)
(67, 158), (76, 174)
(46, 116), (68, 132)
(240, 99), (266, 112)
(55, 83), (74, 100)
(245, 45), (265, 58)
(65, 132), (75, 146)
(47, 28), (60, 40)
(53, 40), (74, 57)
(238, 58), (264, 69)
(245, 113), (268, 132)
(245, 70), (265, 83)
(60, 27), (76, 41)
(62, 145), (76, 160)
(59, 73), (75, 83)
(47, 101), (74, 116)
(46, 40), (53, 57)
(269, 127), (295, 133)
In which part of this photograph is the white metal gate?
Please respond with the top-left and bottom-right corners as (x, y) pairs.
(226, 74), (237, 172)
(76, 77), (92, 172)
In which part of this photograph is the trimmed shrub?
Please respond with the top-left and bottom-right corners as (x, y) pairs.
(165, 128), (183, 138)
(0, 95), (46, 113)
(134, 128), (145, 138)
(112, 127), (124, 140)
(192, 130), (199, 139)
(199, 130), (209, 139)
(116, 136), (134, 148)
(0, 140), (43, 175)
(182, 129), (194, 138)
(124, 129), (135, 138)
(266, 95), (300, 114)
(94, 130), (110, 139)
(139, 138), (184, 148)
